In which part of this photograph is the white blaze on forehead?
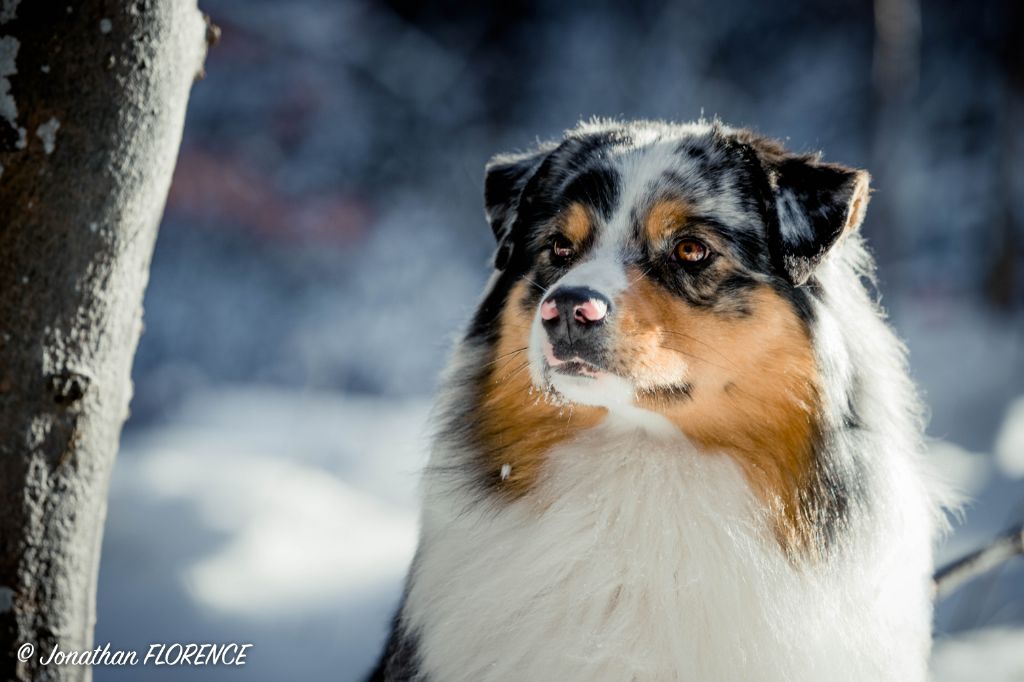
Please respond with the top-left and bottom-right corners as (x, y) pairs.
(600, 140), (695, 252)
(604, 128), (756, 245)
(553, 256), (627, 298)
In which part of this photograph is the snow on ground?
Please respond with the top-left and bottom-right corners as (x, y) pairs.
(932, 628), (1024, 681)
(96, 388), (428, 681)
(997, 397), (1024, 479)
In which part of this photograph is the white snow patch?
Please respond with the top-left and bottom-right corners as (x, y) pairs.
(927, 439), (992, 499)
(500, 463), (511, 481)
(88, 221), (98, 233)
(109, 386), (428, 617)
(994, 396), (1024, 478)
(931, 628), (1024, 681)
(0, 0), (18, 24)
(99, 18), (111, 34)
(35, 116), (58, 154)
(133, 449), (417, 616)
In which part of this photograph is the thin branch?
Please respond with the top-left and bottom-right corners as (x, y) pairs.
(934, 523), (1024, 599)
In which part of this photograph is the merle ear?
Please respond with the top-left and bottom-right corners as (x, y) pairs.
(768, 156), (870, 285)
(483, 146), (552, 270)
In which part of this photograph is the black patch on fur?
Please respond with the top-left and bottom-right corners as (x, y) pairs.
(714, 272), (759, 311)
(676, 140), (708, 160)
(770, 280), (817, 324)
(804, 435), (871, 553)
(484, 145), (555, 243)
(713, 134), (778, 272)
(367, 595), (422, 682)
(730, 130), (865, 285)
(466, 267), (522, 343)
(801, 453), (852, 552)
(774, 157), (859, 278)
(512, 132), (626, 234)
(798, 346), (872, 552)
(561, 166), (620, 220)
(637, 382), (693, 404)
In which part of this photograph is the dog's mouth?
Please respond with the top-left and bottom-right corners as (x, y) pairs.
(550, 358), (604, 378)
(542, 340), (608, 379)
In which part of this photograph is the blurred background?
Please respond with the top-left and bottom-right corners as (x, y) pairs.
(94, 0), (1024, 679)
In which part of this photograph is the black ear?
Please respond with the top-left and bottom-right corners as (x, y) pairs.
(767, 156), (870, 285)
(483, 145), (553, 270)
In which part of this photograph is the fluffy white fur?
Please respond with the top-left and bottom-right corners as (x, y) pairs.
(408, 419), (932, 681)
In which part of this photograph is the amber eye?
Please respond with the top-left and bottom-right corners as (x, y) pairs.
(552, 235), (575, 260)
(673, 239), (710, 263)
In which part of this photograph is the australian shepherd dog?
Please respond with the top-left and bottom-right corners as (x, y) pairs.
(371, 119), (946, 681)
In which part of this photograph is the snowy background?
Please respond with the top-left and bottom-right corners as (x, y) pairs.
(93, 0), (1024, 679)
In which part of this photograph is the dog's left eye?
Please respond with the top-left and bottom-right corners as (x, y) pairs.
(551, 236), (575, 261)
(673, 239), (710, 263)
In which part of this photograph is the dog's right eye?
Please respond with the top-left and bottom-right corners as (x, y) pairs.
(673, 238), (710, 264)
(551, 236), (575, 261)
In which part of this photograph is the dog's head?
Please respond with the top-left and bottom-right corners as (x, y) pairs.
(480, 121), (867, 409)
(466, 121), (869, 549)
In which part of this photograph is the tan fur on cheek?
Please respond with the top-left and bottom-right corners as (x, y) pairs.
(618, 275), (823, 556)
(474, 280), (606, 497)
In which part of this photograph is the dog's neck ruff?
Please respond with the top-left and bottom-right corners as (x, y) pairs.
(404, 415), (932, 682)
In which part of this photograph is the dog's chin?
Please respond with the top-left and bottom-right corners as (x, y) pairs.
(544, 362), (635, 408)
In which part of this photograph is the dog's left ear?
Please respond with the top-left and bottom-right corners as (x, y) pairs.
(483, 146), (552, 270)
(767, 156), (870, 285)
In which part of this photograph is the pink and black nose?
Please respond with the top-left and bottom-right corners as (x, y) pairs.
(540, 286), (611, 354)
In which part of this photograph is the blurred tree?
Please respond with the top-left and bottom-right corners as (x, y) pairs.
(987, 0), (1023, 310)
(0, 1), (213, 680)
(870, 0), (920, 289)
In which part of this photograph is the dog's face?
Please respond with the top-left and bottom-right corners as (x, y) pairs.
(481, 122), (868, 408)
(470, 121), (869, 550)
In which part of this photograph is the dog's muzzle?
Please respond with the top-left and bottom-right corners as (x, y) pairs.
(540, 286), (611, 376)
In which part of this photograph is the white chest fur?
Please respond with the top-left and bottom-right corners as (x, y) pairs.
(403, 419), (933, 682)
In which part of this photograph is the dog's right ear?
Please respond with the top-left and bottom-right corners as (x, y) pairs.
(484, 146), (553, 270)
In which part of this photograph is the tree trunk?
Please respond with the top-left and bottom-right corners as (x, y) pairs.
(985, 0), (1023, 311)
(0, 2), (211, 680)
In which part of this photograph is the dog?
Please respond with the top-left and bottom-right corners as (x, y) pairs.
(370, 119), (946, 681)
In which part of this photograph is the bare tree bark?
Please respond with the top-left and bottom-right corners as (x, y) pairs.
(0, 2), (212, 680)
